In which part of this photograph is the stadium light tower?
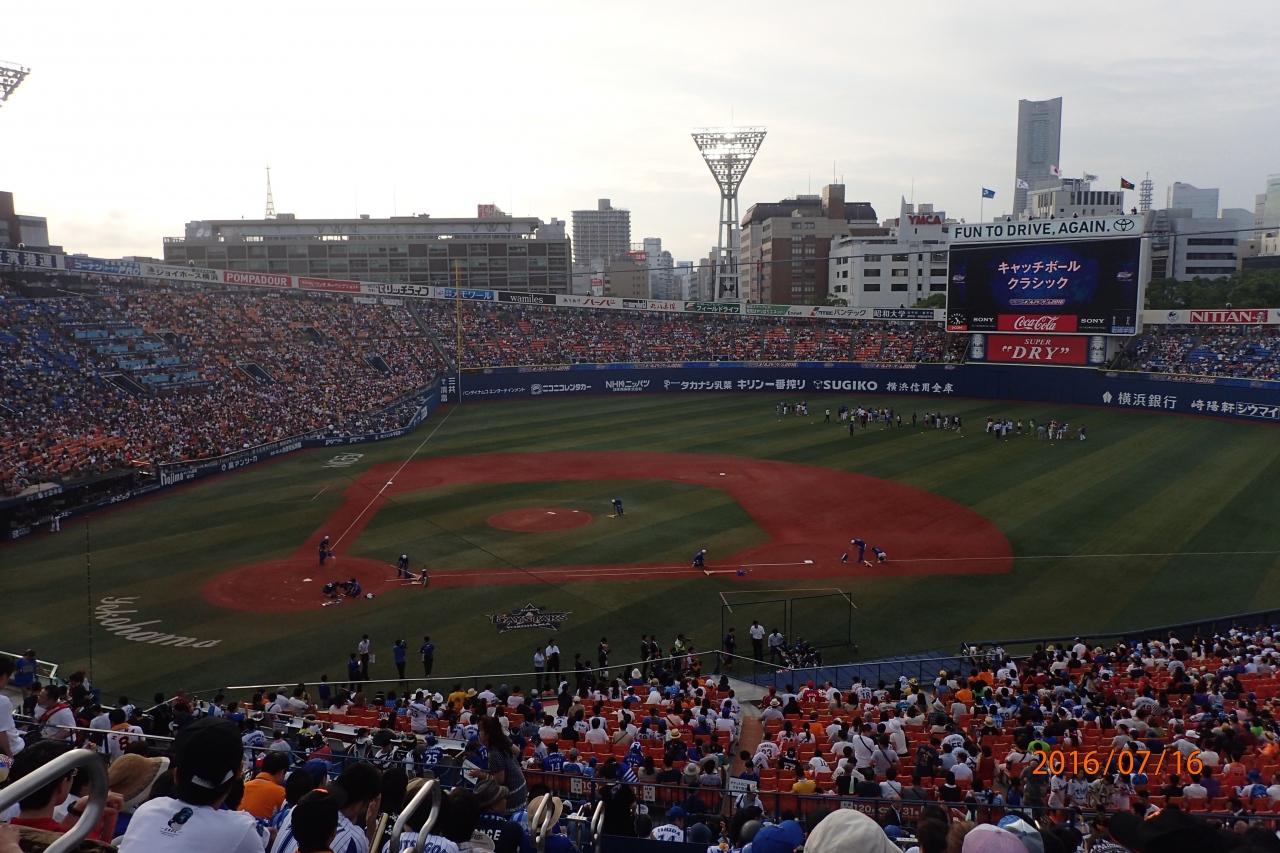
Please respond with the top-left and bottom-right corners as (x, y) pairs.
(0, 60), (30, 108)
(692, 126), (766, 301)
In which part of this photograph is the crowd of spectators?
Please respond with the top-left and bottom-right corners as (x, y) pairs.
(9, 272), (1280, 502)
(10, 625), (1280, 850)
(1118, 325), (1280, 380)
(2, 279), (444, 496)
(414, 301), (959, 368)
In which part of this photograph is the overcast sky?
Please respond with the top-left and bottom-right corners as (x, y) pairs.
(3, 1), (1277, 263)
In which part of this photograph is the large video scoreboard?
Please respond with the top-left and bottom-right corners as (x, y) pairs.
(946, 216), (1145, 336)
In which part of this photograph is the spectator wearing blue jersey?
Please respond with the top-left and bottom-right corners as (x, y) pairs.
(541, 742), (565, 772)
(270, 762), (382, 853)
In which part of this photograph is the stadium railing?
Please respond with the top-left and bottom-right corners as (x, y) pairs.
(0, 650), (61, 687)
(734, 653), (968, 692)
(969, 606), (1280, 657)
(0, 747), (109, 853)
(215, 650), (727, 700)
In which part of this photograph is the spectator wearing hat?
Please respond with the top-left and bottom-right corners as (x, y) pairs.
(119, 717), (265, 851)
(650, 806), (686, 842)
(473, 779), (527, 853)
(107, 751), (170, 837)
(271, 762), (382, 853)
(749, 818), (808, 853)
(241, 751), (291, 820)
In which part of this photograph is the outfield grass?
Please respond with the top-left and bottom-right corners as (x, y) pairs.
(7, 393), (1280, 700)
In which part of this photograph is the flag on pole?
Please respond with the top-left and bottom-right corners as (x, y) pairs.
(1120, 177), (1136, 190)
(1015, 178), (1030, 190)
(1083, 173), (1099, 182)
(1050, 165), (1061, 177)
(981, 187), (996, 199)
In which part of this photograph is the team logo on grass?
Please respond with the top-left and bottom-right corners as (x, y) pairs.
(487, 603), (571, 634)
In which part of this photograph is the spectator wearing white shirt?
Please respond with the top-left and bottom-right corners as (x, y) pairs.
(35, 685), (76, 743)
(120, 718), (266, 852)
(585, 718), (609, 744)
(879, 767), (904, 800)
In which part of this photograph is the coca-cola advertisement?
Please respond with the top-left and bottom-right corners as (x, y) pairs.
(996, 314), (1080, 333)
(984, 334), (1087, 365)
(946, 236), (1141, 335)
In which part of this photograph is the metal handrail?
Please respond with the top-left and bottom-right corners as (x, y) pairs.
(0, 748), (108, 853)
(529, 793), (552, 847)
(385, 777), (442, 853)
(589, 799), (605, 852)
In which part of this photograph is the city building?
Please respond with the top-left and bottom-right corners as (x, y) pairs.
(599, 257), (648, 298)
(641, 237), (677, 299)
(570, 198), (631, 268)
(1148, 208), (1242, 281)
(672, 261), (695, 300)
(1023, 177), (1125, 220)
(1013, 97), (1063, 217)
(162, 211), (572, 292)
(828, 200), (950, 308)
(1166, 182), (1219, 219)
(1257, 174), (1280, 228)
(738, 183), (877, 304)
(692, 250), (718, 301)
(0, 190), (54, 250)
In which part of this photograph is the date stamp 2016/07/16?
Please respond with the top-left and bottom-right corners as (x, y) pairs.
(1031, 748), (1203, 777)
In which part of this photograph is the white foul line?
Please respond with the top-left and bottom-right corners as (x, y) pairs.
(333, 406), (457, 548)
(893, 549), (1280, 563)
(309, 486), (329, 502)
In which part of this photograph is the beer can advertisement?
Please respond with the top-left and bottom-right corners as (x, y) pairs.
(945, 236), (1141, 335)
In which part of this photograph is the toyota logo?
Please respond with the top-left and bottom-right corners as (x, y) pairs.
(1114, 218), (1136, 232)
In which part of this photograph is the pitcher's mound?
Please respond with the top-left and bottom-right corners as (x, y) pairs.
(488, 508), (592, 532)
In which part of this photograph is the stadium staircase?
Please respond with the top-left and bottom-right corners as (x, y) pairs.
(103, 372), (148, 396)
(408, 303), (458, 373)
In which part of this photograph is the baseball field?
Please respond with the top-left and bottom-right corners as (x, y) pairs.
(8, 392), (1280, 700)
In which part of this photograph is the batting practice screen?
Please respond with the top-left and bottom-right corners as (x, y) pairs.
(946, 236), (1141, 335)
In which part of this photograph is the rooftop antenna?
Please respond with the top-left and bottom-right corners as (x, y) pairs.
(264, 166), (276, 219)
(1139, 173), (1154, 214)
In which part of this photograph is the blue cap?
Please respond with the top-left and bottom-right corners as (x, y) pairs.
(751, 820), (806, 853)
(666, 806), (686, 820)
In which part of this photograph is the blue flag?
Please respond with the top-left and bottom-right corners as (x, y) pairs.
(981, 187), (996, 199)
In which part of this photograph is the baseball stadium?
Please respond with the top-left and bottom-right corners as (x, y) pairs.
(5, 10), (1280, 851)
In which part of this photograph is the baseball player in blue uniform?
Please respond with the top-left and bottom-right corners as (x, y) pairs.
(692, 549), (707, 568)
(841, 538), (867, 566)
(318, 535), (332, 566)
(871, 546), (888, 564)
(396, 553), (412, 579)
(611, 498), (624, 517)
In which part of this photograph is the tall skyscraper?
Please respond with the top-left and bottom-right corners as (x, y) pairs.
(1167, 182), (1219, 219)
(1258, 174), (1280, 228)
(571, 198), (631, 267)
(1012, 97), (1063, 217)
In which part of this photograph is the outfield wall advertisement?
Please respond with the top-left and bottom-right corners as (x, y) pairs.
(456, 363), (1280, 426)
